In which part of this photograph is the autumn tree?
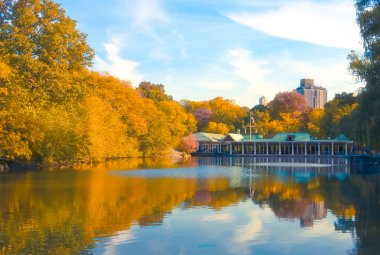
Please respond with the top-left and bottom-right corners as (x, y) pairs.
(0, 0), (93, 161)
(194, 107), (212, 130)
(306, 109), (325, 138)
(247, 92), (309, 137)
(158, 100), (196, 147)
(0, 0), (93, 100)
(138, 81), (173, 102)
(84, 74), (194, 159)
(183, 97), (248, 132)
(179, 134), (197, 153)
(278, 112), (303, 132)
(268, 91), (309, 119)
(0, 0), (195, 162)
(208, 97), (248, 130)
(79, 74), (143, 161)
(204, 122), (229, 135)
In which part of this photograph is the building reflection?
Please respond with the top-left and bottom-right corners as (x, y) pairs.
(300, 201), (327, 227)
(195, 156), (350, 174)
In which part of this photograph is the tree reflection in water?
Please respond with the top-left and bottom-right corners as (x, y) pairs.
(0, 157), (378, 255)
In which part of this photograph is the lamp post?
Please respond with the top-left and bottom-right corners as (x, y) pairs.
(249, 112), (252, 141)
(249, 112), (255, 141)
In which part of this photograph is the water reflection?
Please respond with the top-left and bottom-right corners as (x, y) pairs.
(0, 157), (379, 254)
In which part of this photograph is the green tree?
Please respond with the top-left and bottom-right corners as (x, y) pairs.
(321, 93), (358, 139)
(252, 110), (271, 136)
(251, 104), (268, 113)
(348, 0), (380, 152)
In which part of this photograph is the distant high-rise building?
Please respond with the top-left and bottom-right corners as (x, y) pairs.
(296, 79), (327, 109)
(259, 96), (267, 106)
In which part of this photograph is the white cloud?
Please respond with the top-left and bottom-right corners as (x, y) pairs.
(233, 216), (262, 243)
(229, 209), (271, 254)
(188, 49), (277, 106)
(94, 37), (144, 86)
(191, 48), (361, 106)
(225, 1), (362, 49)
(104, 229), (135, 255)
(188, 49), (279, 106)
(223, 48), (361, 103)
(223, 49), (278, 105)
(120, 0), (169, 40)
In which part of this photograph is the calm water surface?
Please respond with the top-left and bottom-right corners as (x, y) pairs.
(0, 157), (379, 255)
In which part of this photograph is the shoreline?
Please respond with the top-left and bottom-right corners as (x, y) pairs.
(0, 149), (190, 172)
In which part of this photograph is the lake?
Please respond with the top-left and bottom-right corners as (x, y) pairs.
(0, 157), (379, 255)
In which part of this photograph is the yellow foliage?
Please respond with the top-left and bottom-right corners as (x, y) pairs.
(255, 111), (304, 136)
(307, 109), (325, 138)
(267, 119), (285, 135)
(0, 88), (8, 95)
(307, 179), (320, 190)
(280, 188), (300, 201)
(184, 97), (247, 131)
(279, 112), (303, 132)
(159, 100), (196, 146)
(332, 205), (356, 218)
(204, 122), (229, 134)
(0, 129), (31, 160)
(0, 62), (11, 78)
(32, 105), (83, 162)
(82, 95), (140, 161)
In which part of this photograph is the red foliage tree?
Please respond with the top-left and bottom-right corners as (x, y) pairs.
(180, 134), (197, 153)
(269, 91), (309, 119)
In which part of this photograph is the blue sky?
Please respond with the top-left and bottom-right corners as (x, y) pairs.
(56, 0), (363, 107)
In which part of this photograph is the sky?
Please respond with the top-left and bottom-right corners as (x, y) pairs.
(56, 0), (364, 107)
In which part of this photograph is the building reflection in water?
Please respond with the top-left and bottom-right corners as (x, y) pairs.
(300, 201), (327, 227)
(193, 156), (349, 228)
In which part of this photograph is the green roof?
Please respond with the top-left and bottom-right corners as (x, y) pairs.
(270, 132), (313, 142)
(194, 132), (225, 142)
(242, 132), (313, 142)
(242, 134), (263, 140)
(334, 134), (349, 141)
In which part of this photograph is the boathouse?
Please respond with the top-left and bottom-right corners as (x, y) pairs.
(194, 132), (354, 156)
